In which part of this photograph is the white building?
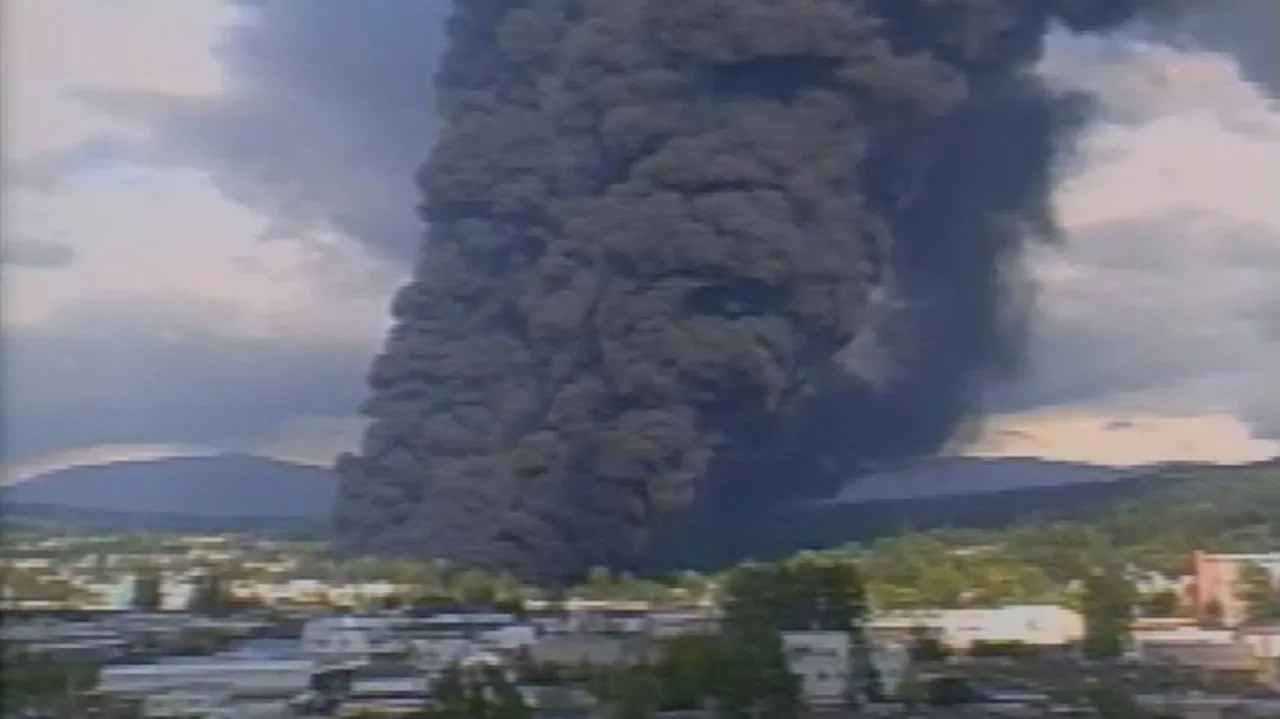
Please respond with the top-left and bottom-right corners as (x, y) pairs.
(298, 613), (526, 675)
(871, 605), (1084, 649)
(300, 616), (408, 668)
(160, 577), (196, 612)
(98, 658), (314, 717)
(97, 659), (314, 697)
(781, 631), (853, 706)
(141, 689), (225, 719)
(650, 609), (720, 637)
(84, 577), (135, 610)
(869, 642), (911, 698)
(1131, 626), (1235, 651)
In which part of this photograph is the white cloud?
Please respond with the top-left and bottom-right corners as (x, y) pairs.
(965, 409), (1279, 467)
(977, 36), (1280, 463)
(2, 0), (236, 168)
(1, 0), (390, 473)
(4, 167), (392, 342)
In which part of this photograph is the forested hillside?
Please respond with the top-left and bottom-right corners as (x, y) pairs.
(810, 459), (1280, 608)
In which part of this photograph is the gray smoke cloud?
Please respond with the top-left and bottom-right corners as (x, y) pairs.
(80, 0), (450, 266)
(104, 0), (1264, 581)
(327, 0), (1205, 581)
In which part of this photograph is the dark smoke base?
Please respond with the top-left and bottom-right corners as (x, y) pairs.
(334, 0), (1194, 583)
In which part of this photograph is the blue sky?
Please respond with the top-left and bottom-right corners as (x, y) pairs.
(2, 0), (1277, 482)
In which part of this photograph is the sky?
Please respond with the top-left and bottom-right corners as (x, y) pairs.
(2, 0), (1278, 483)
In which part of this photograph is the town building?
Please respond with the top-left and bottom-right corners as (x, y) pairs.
(781, 631), (911, 706)
(1188, 551), (1280, 627)
(782, 631), (854, 706)
(97, 658), (314, 718)
(869, 604), (1084, 650)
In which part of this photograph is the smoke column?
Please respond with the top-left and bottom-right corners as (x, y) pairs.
(334, 0), (1194, 582)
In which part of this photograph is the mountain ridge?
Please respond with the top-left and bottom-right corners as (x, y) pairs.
(0, 454), (337, 519)
(7, 453), (1274, 568)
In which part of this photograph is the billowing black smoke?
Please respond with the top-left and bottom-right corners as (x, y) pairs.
(334, 0), (1192, 582)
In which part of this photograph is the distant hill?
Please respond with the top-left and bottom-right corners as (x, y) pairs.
(6, 452), (1274, 569)
(2, 502), (326, 535)
(1, 454), (338, 524)
(648, 457), (1187, 570)
(833, 457), (1127, 502)
(651, 456), (1280, 570)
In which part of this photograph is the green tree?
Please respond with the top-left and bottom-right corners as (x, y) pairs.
(1203, 598), (1226, 628)
(426, 664), (469, 716)
(1238, 562), (1280, 625)
(541, 584), (570, 615)
(454, 570), (499, 607)
(895, 666), (928, 706)
(720, 559), (877, 716)
(673, 570), (711, 604)
(1, 644), (100, 715)
(1086, 679), (1146, 719)
(1136, 588), (1182, 618)
(483, 665), (533, 719)
(598, 664), (657, 719)
(651, 636), (718, 710)
(582, 566), (615, 600)
(790, 557), (881, 704)
(418, 664), (532, 719)
(130, 569), (163, 612)
(906, 625), (950, 663)
(926, 675), (978, 706)
(187, 572), (232, 616)
(1081, 566), (1134, 660)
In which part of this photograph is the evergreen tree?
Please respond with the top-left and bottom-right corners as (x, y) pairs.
(607, 665), (657, 719)
(542, 584), (570, 615)
(1204, 598), (1226, 628)
(1086, 679), (1145, 719)
(426, 665), (469, 716)
(1135, 589), (1181, 618)
(785, 557), (880, 705)
(582, 566), (615, 600)
(907, 625), (950, 663)
(187, 572), (233, 616)
(454, 570), (499, 607)
(419, 664), (534, 719)
(1238, 562), (1280, 625)
(483, 665), (533, 719)
(1081, 566), (1134, 660)
(130, 569), (163, 612)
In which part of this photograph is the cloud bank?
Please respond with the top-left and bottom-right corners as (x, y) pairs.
(1, 0), (394, 477)
(984, 35), (1280, 454)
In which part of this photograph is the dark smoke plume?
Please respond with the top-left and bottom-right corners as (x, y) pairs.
(334, 0), (1193, 582)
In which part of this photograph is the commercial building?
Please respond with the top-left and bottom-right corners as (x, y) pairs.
(1189, 551), (1280, 627)
(869, 604), (1084, 649)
